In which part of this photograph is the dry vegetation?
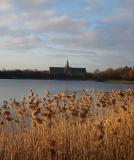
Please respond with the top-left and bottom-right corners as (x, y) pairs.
(0, 88), (134, 160)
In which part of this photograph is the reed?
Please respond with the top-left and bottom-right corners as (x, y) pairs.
(0, 88), (134, 160)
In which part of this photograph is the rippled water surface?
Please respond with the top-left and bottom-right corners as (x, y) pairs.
(0, 79), (134, 102)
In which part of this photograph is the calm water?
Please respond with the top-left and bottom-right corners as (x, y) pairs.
(0, 79), (134, 102)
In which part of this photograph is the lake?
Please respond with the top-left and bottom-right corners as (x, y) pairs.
(0, 79), (134, 102)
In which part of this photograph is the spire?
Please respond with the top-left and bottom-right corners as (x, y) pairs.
(65, 60), (70, 68)
(65, 60), (69, 69)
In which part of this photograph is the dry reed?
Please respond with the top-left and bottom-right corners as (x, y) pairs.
(0, 88), (134, 160)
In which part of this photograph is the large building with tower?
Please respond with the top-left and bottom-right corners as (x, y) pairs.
(49, 60), (87, 79)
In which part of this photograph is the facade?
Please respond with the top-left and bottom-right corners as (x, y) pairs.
(49, 61), (87, 79)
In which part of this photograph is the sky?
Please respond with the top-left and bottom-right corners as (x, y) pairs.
(0, 0), (134, 72)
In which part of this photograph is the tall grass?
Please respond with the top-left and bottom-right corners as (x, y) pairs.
(0, 89), (134, 160)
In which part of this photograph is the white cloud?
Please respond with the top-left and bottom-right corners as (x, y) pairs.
(21, 10), (87, 34)
(0, 33), (41, 50)
(0, 0), (14, 12)
(0, 14), (17, 28)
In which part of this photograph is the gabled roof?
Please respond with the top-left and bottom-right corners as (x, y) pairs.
(71, 68), (86, 71)
(49, 67), (65, 71)
(49, 67), (86, 73)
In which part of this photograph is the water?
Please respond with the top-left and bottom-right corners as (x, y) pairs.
(0, 79), (134, 102)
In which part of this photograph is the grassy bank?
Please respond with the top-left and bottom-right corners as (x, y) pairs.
(0, 89), (134, 160)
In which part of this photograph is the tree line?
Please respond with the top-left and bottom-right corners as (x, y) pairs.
(0, 70), (50, 79)
(0, 66), (133, 81)
(92, 66), (134, 81)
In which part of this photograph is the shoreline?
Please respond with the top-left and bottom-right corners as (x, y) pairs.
(104, 80), (134, 84)
(0, 78), (133, 84)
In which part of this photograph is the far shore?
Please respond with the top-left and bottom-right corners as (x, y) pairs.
(104, 80), (134, 84)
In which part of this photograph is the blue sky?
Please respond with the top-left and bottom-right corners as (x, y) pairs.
(0, 0), (134, 72)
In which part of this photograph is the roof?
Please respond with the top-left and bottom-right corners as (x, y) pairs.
(49, 67), (86, 73)
(49, 67), (65, 71)
(71, 68), (86, 72)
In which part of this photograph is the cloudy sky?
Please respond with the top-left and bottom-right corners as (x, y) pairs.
(0, 0), (134, 72)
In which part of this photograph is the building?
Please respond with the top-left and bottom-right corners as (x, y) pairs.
(49, 60), (87, 79)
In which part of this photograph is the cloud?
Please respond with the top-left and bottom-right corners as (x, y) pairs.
(0, 0), (14, 12)
(21, 10), (87, 34)
(18, 0), (134, 57)
(14, 0), (48, 9)
(84, 0), (105, 12)
(45, 47), (97, 57)
(0, 14), (17, 27)
(0, 0), (134, 69)
(48, 30), (96, 50)
(0, 32), (41, 50)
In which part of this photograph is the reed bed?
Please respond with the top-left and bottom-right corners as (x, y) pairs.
(0, 88), (134, 160)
